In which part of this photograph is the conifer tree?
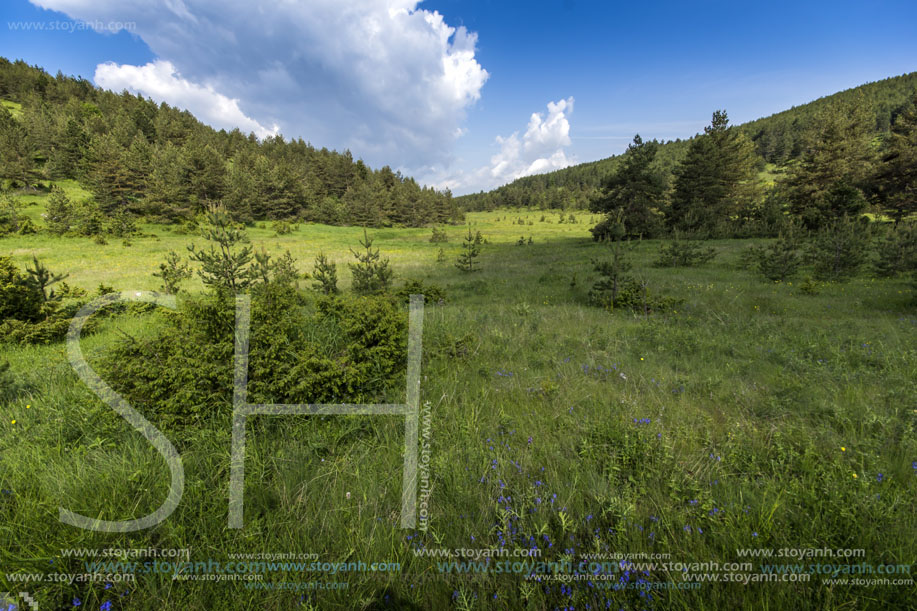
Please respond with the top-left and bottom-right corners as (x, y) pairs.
(455, 227), (483, 272)
(591, 134), (665, 238)
(669, 110), (760, 234)
(349, 229), (393, 294)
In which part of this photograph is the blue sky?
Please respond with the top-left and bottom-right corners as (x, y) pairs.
(1, 0), (915, 194)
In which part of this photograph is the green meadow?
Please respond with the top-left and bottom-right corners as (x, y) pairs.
(1, 190), (916, 610)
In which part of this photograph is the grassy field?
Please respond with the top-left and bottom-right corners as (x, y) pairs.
(1, 190), (916, 610)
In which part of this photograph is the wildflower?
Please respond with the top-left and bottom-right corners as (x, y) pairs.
(345, 492), (351, 499)
(852, 473), (858, 479)
(100, 602), (112, 611)
(752, 532), (758, 537)
(10, 420), (15, 425)
(841, 447), (845, 452)
(876, 473), (884, 483)
(25, 404), (30, 409)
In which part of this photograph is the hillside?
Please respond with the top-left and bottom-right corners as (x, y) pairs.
(0, 57), (461, 227)
(457, 71), (917, 211)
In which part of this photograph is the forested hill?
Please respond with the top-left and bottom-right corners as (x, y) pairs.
(457, 71), (917, 211)
(0, 57), (461, 226)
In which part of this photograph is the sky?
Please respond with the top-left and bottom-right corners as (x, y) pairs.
(1, 0), (915, 195)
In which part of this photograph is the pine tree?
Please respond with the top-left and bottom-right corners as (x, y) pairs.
(0, 106), (39, 188)
(781, 97), (875, 229)
(187, 208), (255, 296)
(669, 110), (760, 235)
(455, 227), (483, 272)
(312, 252), (340, 294)
(590, 134), (665, 238)
(153, 250), (192, 294)
(349, 229), (393, 294)
(870, 92), (917, 225)
(44, 186), (73, 235)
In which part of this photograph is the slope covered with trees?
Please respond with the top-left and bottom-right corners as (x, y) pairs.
(0, 57), (461, 227)
(458, 71), (917, 219)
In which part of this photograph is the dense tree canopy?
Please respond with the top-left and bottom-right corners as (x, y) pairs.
(0, 57), (461, 227)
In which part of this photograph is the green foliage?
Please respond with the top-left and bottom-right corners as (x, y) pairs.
(654, 236), (717, 267)
(153, 250), (192, 294)
(587, 235), (632, 309)
(806, 217), (871, 282)
(107, 209), (138, 238)
(187, 208), (255, 295)
(669, 110), (761, 235)
(429, 227), (448, 243)
(591, 135), (666, 238)
(43, 186), (72, 235)
(455, 227), (483, 272)
(0, 193), (26, 235)
(750, 232), (803, 282)
(349, 229), (393, 295)
(435, 247), (446, 264)
(99, 290), (408, 426)
(870, 92), (917, 223)
(395, 279), (446, 304)
(311, 252), (339, 295)
(271, 219), (295, 235)
(0, 59), (460, 227)
(871, 223), (917, 278)
(781, 97), (874, 230)
(0, 256), (43, 322)
(25, 256), (68, 302)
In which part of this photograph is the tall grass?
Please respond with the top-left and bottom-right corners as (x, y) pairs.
(1, 206), (915, 609)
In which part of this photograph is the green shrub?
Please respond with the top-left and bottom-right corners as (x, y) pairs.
(455, 227), (483, 272)
(0, 256), (43, 322)
(350, 229), (393, 295)
(272, 219), (295, 235)
(107, 210), (138, 238)
(153, 250), (192, 294)
(99, 290), (408, 427)
(872, 223), (917, 278)
(654, 237), (717, 267)
(750, 231), (802, 282)
(395, 279), (446, 304)
(806, 216), (870, 282)
(429, 227), (448, 243)
(312, 252), (339, 295)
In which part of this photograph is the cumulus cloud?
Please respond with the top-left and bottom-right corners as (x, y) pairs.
(31, 0), (488, 169)
(428, 97), (575, 193)
(95, 60), (278, 138)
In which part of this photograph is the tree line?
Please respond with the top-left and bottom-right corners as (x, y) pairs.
(0, 57), (462, 227)
(457, 71), (917, 236)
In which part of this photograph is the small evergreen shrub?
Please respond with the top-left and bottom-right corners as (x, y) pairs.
(429, 227), (448, 243)
(350, 229), (393, 295)
(455, 227), (483, 272)
(806, 216), (870, 282)
(153, 250), (192, 294)
(312, 252), (339, 295)
(99, 290), (408, 427)
(872, 223), (917, 278)
(395, 279), (446, 304)
(654, 237), (717, 267)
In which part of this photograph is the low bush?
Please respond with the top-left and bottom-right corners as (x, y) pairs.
(99, 289), (408, 427)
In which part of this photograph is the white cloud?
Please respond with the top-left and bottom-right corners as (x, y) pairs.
(95, 60), (278, 138)
(31, 0), (488, 169)
(427, 97), (575, 193)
